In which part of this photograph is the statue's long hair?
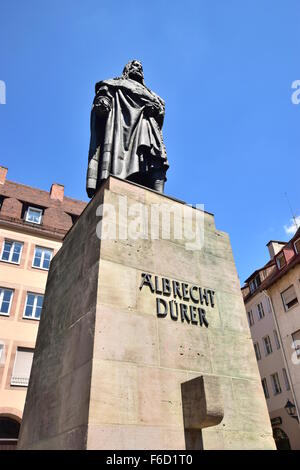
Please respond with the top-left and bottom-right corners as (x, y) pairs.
(122, 60), (145, 86)
(119, 60), (164, 109)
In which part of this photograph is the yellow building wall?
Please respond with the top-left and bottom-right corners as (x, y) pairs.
(268, 264), (300, 449)
(0, 225), (61, 420)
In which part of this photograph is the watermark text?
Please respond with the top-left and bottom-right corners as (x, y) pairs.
(0, 80), (6, 104)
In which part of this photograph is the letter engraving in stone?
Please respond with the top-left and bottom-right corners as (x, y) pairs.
(139, 274), (213, 327)
(202, 289), (209, 306)
(182, 283), (190, 301)
(162, 278), (171, 296)
(190, 285), (199, 303)
(189, 305), (198, 325)
(155, 276), (163, 295)
(172, 280), (182, 299)
(208, 289), (215, 308)
(169, 300), (179, 321)
(156, 298), (168, 317)
(199, 288), (209, 306)
(198, 308), (209, 327)
(139, 273), (155, 292)
(180, 303), (190, 324)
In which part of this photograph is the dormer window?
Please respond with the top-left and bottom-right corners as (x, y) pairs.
(276, 252), (286, 270)
(294, 238), (300, 254)
(249, 274), (261, 293)
(25, 206), (43, 225)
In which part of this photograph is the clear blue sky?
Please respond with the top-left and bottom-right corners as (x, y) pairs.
(1, 0), (299, 284)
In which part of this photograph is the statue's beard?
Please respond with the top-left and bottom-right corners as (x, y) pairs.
(128, 70), (144, 83)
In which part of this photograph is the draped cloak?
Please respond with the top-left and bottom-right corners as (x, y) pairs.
(86, 77), (169, 197)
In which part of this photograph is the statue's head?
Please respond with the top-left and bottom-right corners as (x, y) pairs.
(122, 60), (144, 84)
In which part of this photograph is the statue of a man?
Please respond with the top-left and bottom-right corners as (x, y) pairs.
(86, 60), (169, 197)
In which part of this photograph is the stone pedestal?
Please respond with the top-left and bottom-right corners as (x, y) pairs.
(18, 177), (276, 449)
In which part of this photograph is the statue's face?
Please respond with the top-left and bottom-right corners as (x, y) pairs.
(127, 60), (144, 83)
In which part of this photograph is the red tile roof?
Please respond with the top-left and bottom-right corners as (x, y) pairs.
(243, 227), (300, 302)
(0, 179), (86, 239)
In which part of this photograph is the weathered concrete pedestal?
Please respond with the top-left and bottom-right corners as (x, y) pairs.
(18, 177), (276, 449)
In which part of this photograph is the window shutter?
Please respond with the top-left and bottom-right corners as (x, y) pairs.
(11, 348), (34, 386)
(282, 286), (298, 308)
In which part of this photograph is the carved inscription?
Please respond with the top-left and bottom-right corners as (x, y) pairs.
(139, 273), (216, 328)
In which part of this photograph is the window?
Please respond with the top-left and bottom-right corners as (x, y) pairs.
(0, 288), (13, 315)
(32, 247), (53, 270)
(262, 378), (269, 399)
(270, 372), (282, 395)
(11, 347), (34, 387)
(0, 344), (4, 363)
(257, 302), (265, 320)
(25, 206), (43, 224)
(281, 285), (298, 311)
(263, 335), (273, 356)
(282, 368), (290, 391)
(254, 342), (261, 361)
(292, 330), (300, 358)
(294, 238), (300, 254)
(249, 275), (261, 294)
(23, 293), (44, 320)
(247, 310), (254, 327)
(273, 330), (281, 349)
(276, 252), (286, 269)
(0, 240), (23, 264)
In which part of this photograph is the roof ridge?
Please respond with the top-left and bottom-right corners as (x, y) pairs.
(4, 179), (85, 204)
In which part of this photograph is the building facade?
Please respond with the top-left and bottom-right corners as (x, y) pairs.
(0, 166), (85, 449)
(242, 234), (300, 450)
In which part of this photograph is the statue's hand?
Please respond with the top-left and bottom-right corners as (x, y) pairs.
(94, 96), (112, 116)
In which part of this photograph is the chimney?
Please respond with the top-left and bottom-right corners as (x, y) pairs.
(50, 183), (64, 202)
(267, 240), (286, 260)
(0, 166), (8, 185)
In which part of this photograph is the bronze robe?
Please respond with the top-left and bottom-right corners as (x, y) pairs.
(86, 77), (168, 197)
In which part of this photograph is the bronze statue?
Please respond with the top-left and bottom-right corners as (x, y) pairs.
(86, 60), (169, 197)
